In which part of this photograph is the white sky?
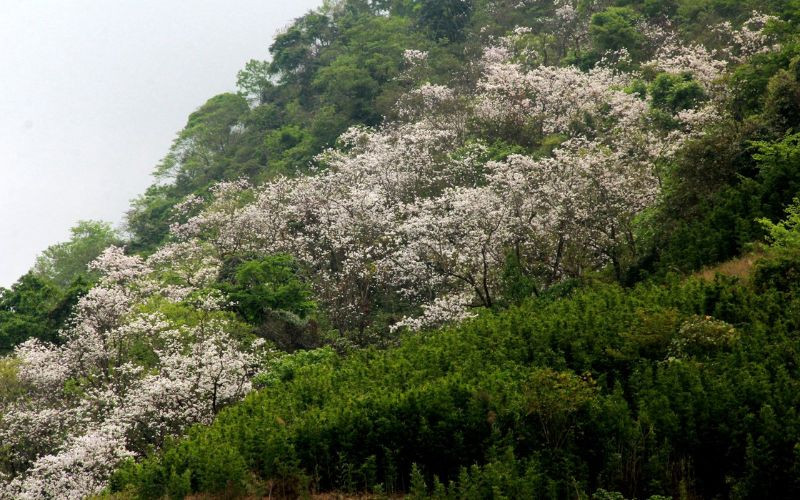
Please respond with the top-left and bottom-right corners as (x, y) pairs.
(0, 0), (321, 287)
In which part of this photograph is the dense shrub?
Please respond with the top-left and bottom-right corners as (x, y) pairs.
(113, 270), (800, 498)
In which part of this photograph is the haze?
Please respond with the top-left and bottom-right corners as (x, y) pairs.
(0, 0), (320, 287)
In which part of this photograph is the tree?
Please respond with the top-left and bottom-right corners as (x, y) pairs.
(753, 133), (800, 222)
(0, 245), (267, 498)
(221, 256), (317, 350)
(762, 65), (800, 131)
(649, 72), (707, 114)
(589, 7), (645, 60)
(313, 55), (381, 124)
(236, 59), (274, 105)
(224, 255), (315, 325)
(155, 93), (249, 189)
(33, 220), (120, 288)
(0, 273), (62, 352)
(125, 184), (176, 252)
(263, 125), (317, 175)
(417, 0), (473, 43)
(269, 12), (333, 85)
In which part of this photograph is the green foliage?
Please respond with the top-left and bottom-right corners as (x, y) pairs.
(759, 196), (800, 249)
(523, 368), (597, 449)
(753, 197), (800, 292)
(641, 0), (678, 18)
(408, 463), (427, 499)
(0, 272), (89, 353)
(637, 42), (800, 278)
(313, 54), (381, 124)
(253, 347), (336, 388)
(499, 252), (540, 304)
(762, 64), (800, 131)
(752, 249), (800, 293)
(753, 133), (800, 222)
(416, 0), (473, 43)
(590, 7), (645, 61)
(649, 72), (706, 114)
(0, 358), (24, 407)
(223, 255), (315, 322)
(236, 59), (273, 104)
(220, 255), (317, 350)
(126, 185), (176, 252)
(728, 42), (800, 120)
(155, 93), (249, 188)
(33, 220), (119, 287)
(112, 267), (800, 498)
(263, 125), (316, 175)
(668, 315), (739, 358)
(269, 12), (333, 83)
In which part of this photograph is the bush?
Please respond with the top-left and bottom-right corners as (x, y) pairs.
(112, 274), (800, 498)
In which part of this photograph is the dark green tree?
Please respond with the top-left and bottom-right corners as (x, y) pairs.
(417, 0), (473, 43)
(221, 255), (316, 349)
(0, 273), (62, 352)
(649, 73), (706, 114)
(589, 7), (645, 60)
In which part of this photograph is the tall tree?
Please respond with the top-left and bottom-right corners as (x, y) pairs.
(33, 220), (120, 288)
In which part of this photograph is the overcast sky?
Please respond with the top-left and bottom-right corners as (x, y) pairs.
(0, 0), (321, 287)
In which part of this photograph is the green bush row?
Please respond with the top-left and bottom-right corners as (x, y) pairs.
(111, 263), (800, 498)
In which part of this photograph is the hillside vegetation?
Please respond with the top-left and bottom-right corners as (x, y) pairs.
(113, 263), (800, 499)
(3, 0), (800, 498)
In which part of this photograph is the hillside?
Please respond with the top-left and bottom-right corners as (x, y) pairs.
(112, 265), (800, 498)
(3, 0), (800, 498)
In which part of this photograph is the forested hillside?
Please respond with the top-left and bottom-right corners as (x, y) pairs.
(3, 0), (800, 498)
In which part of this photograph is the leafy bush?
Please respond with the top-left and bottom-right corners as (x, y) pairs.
(112, 271), (800, 498)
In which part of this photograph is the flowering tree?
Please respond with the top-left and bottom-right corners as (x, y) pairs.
(0, 246), (268, 498)
(159, 13), (778, 333)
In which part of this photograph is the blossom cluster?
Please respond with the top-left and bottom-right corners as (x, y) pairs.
(0, 245), (268, 498)
(166, 18), (765, 334)
(713, 11), (781, 63)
